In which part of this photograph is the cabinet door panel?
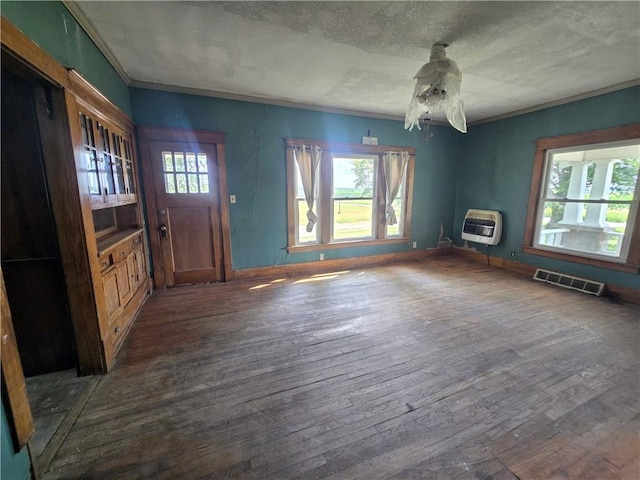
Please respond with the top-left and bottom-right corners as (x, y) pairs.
(115, 260), (132, 305)
(134, 247), (146, 287)
(102, 269), (121, 321)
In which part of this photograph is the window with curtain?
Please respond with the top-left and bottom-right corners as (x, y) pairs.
(286, 139), (415, 252)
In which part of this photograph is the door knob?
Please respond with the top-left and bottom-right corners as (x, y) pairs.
(159, 225), (168, 237)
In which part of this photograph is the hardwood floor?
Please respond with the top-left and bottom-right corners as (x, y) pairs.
(42, 257), (639, 479)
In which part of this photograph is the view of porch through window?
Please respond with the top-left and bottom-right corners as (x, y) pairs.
(536, 141), (639, 260)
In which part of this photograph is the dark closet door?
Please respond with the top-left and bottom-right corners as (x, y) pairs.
(1, 67), (76, 376)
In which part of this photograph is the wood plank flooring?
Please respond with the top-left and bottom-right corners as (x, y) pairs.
(42, 258), (639, 479)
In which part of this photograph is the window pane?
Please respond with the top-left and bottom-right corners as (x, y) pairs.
(547, 147), (640, 200)
(386, 197), (403, 237)
(333, 199), (373, 240)
(294, 161), (306, 199)
(294, 160), (318, 244)
(385, 174), (406, 237)
(538, 142), (639, 261)
(333, 157), (374, 198)
(298, 199), (318, 243)
(537, 201), (631, 258)
(332, 156), (376, 240)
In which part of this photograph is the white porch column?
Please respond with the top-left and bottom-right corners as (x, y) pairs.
(583, 159), (620, 227)
(559, 161), (587, 225)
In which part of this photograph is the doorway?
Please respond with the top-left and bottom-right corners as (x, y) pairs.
(138, 128), (232, 288)
(1, 64), (76, 376)
(1, 54), (92, 475)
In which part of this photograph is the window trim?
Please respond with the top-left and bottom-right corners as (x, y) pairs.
(286, 139), (415, 253)
(523, 124), (640, 274)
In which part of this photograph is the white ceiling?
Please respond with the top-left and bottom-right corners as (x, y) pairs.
(70, 1), (640, 125)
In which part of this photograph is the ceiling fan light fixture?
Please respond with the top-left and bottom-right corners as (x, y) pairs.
(405, 43), (467, 133)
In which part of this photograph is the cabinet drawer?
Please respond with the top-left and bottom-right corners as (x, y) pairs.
(112, 243), (133, 264)
(99, 254), (113, 272)
(111, 233), (143, 264)
(111, 314), (128, 345)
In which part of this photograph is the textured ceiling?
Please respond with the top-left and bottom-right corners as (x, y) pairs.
(72, 1), (640, 124)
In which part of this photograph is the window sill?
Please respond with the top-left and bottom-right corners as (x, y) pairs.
(521, 246), (640, 274)
(288, 237), (410, 253)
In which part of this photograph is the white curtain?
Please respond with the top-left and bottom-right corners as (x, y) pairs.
(293, 144), (322, 232)
(382, 151), (409, 225)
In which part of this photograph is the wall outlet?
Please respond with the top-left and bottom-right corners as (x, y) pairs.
(229, 195), (236, 204)
(319, 253), (324, 260)
(412, 241), (417, 249)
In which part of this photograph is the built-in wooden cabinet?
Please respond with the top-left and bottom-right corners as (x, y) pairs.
(98, 229), (147, 357)
(66, 71), (151, 371)
(1, 18), (150, 375)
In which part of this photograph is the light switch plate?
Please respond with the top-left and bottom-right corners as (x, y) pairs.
(230, 195), (236, 204)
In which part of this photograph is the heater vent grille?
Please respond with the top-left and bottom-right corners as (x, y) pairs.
(533, 269), (604, 296)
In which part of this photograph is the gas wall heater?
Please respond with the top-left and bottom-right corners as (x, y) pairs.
(461, 209), (502, 245)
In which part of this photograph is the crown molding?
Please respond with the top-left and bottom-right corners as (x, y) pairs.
(129, 79), (413, 123)
(55, 3), (639, 130)
(469, 79), (640, 127)
(61, 0), (131, 85)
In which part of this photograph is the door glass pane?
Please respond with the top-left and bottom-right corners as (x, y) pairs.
(163, 151), (211, 194)
(174, 153), (186, 172)
(186, 153), (197, 172)
(199, 174), (209, 193)
(87, 150), (100, 195)
(197, 154), (208, 173)
(188, 174), (199, 193)
(176, 173), (187, 193)
(164, 174), (176, 193)
(163, 152), (174, 172)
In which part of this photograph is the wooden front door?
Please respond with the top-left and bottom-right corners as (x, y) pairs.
(139, 129), (231, 288)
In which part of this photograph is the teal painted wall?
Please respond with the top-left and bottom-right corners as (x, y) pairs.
(131, 88), (462, 269)
(1, 402), (31, 480)
(1, 1), (131, 115)
(3, 1), (637, 287)
(454, 86), (640, 289)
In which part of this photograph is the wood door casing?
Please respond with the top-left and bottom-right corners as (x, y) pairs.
(0, 267), (34, 450)
(151, 141), (222, 286)
(139, 128), (232, 288)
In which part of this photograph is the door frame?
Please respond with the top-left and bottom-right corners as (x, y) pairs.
(2, 23), (107, 375)
(138, 127), (233, 287)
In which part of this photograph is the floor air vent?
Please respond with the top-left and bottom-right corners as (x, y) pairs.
(533, 269), (604, 296)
